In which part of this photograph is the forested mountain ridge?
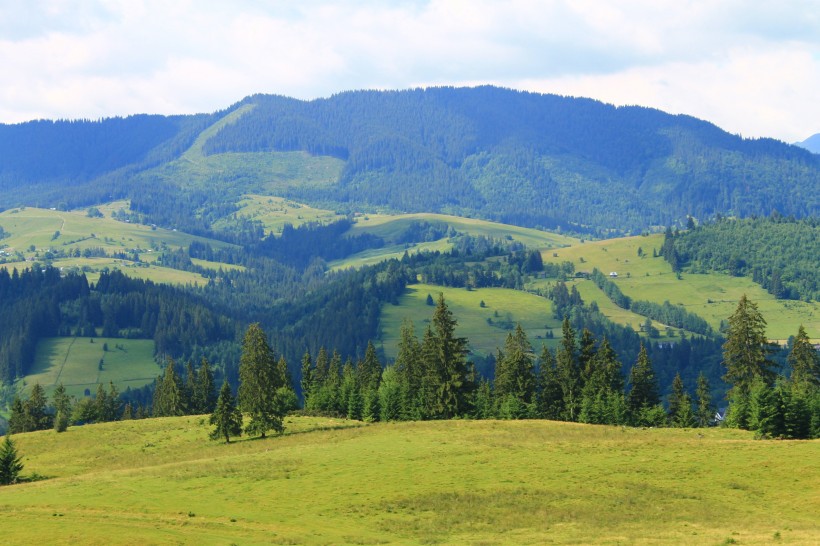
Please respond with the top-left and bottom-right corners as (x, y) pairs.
(0, 86), (817, 235)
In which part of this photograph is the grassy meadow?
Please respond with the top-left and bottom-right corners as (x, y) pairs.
(21, 337), (159, 398)
(379, 283), (560, 358)
(542, 234), (820, 342)
(2, 416), (818, 545)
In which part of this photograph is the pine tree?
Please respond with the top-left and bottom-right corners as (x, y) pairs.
(153, 359), (185, 417)
(300, 350), (314, 407)
(26, 383), (51, 430)
(668, 373), (686, 424)
(209, 381), (243, 443)
(627, 344), (660, 422)
(183, 361), (197, 411)
(788, 325), (820, 391)
(555, 317), (580, 421)
(722, 295), (777, 397)
(536, 345), (564, 420)
(0, 436), (24, 485)
(8, 397), (28, 434)
(378, 365), (403, 422)
(52, 383), (72, 423)
(426, 294), (472, 419)
(695, 372), (714, 427)
(238, 324), (285, 438)
(493, 324), (535, 416)
(193, 358), (216, 414)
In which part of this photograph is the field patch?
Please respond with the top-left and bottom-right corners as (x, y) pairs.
(23, 337), (159, 398)
(542, 233), (820, 341)
(380, 283), (560, 359)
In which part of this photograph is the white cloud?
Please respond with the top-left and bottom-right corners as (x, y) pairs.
(0, 0), (817, 141)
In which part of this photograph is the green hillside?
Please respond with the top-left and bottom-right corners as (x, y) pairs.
(22, 337), (158, 398)
(331, 212), (577, 270)
(2, 416), (818, 544)
(0, 206), (235, 286)
(380, 283), (561, 358)
(541, 234), (820, 341)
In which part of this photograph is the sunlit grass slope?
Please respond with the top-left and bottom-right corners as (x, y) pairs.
(543, 234), (820, 341)
(380, 283), (560, 358)
(22, 337), (159, 398)
(3, 416), (818, 545)
(331, 212), (578, 270)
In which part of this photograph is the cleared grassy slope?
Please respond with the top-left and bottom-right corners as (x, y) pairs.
(380, 283), (563, 358)
(2, 416), (818, 545)
(23, 337), (159, 398)
(542, 234), (820, 341)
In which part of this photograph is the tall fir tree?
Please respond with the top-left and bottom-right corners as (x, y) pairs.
(627, 344), (660, 421)
(193, 358), (216, 414)
(153, 359), (185, 417)
(426, 294), (473, 419)
(238, 323), (285, 437)
(695, 372), (714, 427)
(0, 436), (24, 485)
(300, 350), (314, 407)
(788, 325), (820, 391)
(493, 324), (535, 416)
(210, 381), (243, 443)
(555, 317), (580, 421)
(722, 295), (777, 429)
(537, 345), (564, 420)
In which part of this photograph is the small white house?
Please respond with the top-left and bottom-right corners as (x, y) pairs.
(609, 271), (618, 278)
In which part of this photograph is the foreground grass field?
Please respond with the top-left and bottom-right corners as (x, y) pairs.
(23, 337), (159, 398)
(3, 416), (818, 544)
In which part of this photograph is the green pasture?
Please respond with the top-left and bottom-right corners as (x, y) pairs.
(350, 212), (579, 248)
(20, 337), (159, 398)
(543, 233), (820, 341)
(3, 416), (818, 544)
(380, 283), (560, 359)
(216, 194), (343, 234)
(0, 206), (236, 258)
(329, 239), (453, 271)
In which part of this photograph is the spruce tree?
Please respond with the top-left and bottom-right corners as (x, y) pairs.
(300, 350), (314, 407)
(0, 436), (24, 485)
(668, 373), (686, 424)
(427, 294), (472, 418)
(788, 325), (820, 391)
(722, 295), (777, 397)
(536, 345), (564, 420)
(238, 323), (285, 438)
(695, 372), (714, 427)
(210, 381), (243, 443)
(26, 383), (51, 430)
(493, 324), (535, 415)
(153, 359), (185, 417)
(378, 365), (403, 422)
(193, 358), (216, 414)
(627, 344), (660, 423)
(52, 383), (72, 424)
(556, 317), (580, 421)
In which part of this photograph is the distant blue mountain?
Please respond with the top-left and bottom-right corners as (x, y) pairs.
(795, 133), (820, 154)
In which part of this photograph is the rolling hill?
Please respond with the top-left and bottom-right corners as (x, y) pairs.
(3, 416), (818, 544)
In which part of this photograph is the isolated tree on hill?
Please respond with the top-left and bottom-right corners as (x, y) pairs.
(238, 323), (285, 437)
(788, 325), (820, 391)
(0, 436), (24, 485)
(210, 381), (243, 444)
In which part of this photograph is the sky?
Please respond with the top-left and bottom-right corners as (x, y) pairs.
(1, 0), (818, 143)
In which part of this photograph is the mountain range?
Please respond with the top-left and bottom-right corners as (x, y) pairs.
(1, 86), (817, 235)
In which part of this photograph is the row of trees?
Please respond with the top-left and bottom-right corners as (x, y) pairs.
(721, 295), (820, 438)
